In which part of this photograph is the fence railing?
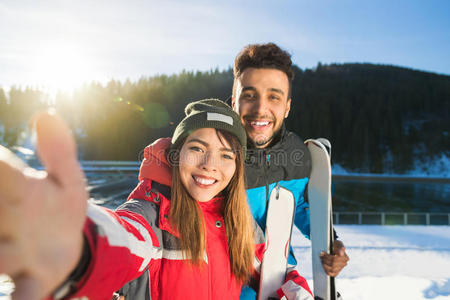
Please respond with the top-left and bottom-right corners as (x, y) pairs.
(80, 160), (140, 172)
(333, 212), (450, 226)
(75, 161), (449, 226)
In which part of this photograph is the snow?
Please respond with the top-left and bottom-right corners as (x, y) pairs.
(292, 225), (450, 300)
(1, 225), (450, 300)
(409, 154), (450, 178)
(0, 276), (12, 300)
(333, 154), (450, 178)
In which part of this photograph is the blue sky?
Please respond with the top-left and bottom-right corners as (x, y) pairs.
(1, 0), (449, 92)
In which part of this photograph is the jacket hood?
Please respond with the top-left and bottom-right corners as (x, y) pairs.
(138, 137), (172, 186)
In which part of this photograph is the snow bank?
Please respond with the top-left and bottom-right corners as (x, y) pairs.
(291, 225), (450, 300)
(332, 153), (450, 178)
(1, 225), (450, 300)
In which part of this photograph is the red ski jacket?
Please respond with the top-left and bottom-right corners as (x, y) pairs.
(56, 138), (313, 300)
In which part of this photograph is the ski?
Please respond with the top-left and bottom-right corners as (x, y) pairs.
(258, 183), (296, 300)
(305, 138), (337, 300)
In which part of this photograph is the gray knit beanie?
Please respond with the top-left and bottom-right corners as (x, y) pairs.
(171, 99), (246, 151)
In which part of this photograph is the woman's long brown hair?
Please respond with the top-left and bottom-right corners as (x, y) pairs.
(169, 129), (254, 283)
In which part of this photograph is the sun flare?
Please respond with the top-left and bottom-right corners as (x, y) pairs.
(30, 43), (97, 94)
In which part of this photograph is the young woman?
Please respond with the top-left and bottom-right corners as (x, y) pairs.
(0, 99), (313, 300)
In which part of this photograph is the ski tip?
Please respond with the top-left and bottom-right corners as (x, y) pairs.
(305, 138), (331, 156)
(316, 138), (331, 156)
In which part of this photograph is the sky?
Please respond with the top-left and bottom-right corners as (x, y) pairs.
(1, 0), (449, 93)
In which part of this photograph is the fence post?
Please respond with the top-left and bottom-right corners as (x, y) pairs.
(335, 212), (340, 225)
(404, 213), (408, 225)
(358, 213), (362, 225)
(426, 213), (430, 226)
(381, 213), (385, 225)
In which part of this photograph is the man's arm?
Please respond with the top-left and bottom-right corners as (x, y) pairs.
(320, 240), (349, 277)
(294, 190), (349, 277)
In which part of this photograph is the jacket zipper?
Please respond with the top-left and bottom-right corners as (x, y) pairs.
(264, 150), (270, 205)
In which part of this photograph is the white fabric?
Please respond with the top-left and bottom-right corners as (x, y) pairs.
(280, 280), (314, 300)
(207, 112), (233, 125)
(87, 204), (158, 271)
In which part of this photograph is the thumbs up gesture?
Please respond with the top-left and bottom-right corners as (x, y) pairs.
(0, 111), (88, 300)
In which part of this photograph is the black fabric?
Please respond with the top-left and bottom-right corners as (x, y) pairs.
(244, 124), (312, 189)
(115, 199), (162, 300)
(119, 267), (151, 300)
(171, 98), (247, 150)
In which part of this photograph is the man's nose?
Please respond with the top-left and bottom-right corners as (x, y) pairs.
(252, 97), (268, 115)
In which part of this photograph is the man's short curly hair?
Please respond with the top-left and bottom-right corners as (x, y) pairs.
(232, 43), (294, 97)
(233, 43), (294, 80)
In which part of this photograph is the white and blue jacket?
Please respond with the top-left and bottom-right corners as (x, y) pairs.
(241, 125), (312, 299)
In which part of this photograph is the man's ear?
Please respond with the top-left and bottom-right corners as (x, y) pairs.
(231, 97), (237, 110)
(284, 98), (291, 118)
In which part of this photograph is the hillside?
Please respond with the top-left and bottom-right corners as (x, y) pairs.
(0, 63), (449, 174)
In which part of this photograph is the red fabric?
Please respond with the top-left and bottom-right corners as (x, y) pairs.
(276, 270), (314, 299)
(138, 137), (172, 185)
(65, 139), (257, 300)
(285, 270), (313, 295)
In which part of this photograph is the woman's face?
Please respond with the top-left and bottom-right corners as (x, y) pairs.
(178, 128), (237, 202)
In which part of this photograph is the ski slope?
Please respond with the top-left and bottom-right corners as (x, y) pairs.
(1, 225), (450, 300)
(292, 225), (450, 300)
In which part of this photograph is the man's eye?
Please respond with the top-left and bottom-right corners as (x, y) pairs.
(269, 95), (280, 100)
(242, 93), (255, 100)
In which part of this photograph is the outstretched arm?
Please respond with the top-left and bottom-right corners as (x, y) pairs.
(0, 112), (161, 300)
(0, 111), (87, 300)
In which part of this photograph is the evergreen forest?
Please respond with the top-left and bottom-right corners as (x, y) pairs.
(0, 63), (448, 173)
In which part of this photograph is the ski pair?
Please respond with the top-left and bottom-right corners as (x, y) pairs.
(257, 139), (337, 300)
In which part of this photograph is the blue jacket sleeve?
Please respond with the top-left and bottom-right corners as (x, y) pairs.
(294, 191), (310, 240)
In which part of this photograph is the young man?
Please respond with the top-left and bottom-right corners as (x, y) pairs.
(231, 43), (349, 299)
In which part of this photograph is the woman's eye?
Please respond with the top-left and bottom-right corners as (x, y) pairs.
(222, 154), (234, 160)
(190, 146), (203, 152)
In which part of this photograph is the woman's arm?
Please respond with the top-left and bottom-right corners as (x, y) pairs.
(62, 202), (159, 300)
(0, 112), (87, 300)
(0, 112), (160, 300)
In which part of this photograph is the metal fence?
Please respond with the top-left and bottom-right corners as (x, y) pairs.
(76, 161), (449, 226)
(333, 212), (450, 225)
(80, 160), (140, 172)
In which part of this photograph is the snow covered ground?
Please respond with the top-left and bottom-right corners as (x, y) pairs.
(332, 153), (450, 178)
(292, 225), (450, 300)
(1, 225), (449, 300)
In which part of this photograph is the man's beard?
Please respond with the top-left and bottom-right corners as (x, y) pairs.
(248, 125), (283, 148)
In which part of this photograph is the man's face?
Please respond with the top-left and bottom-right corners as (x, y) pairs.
(232, 67), (291, 148)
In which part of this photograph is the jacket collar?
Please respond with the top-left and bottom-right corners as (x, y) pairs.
(245, 123), (287, 165)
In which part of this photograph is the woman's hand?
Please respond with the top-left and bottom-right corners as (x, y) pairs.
(0, 111), (88, 300)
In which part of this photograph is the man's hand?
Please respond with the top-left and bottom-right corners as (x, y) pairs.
(0, 111), (88, 300)
(319, 240), (349, 277)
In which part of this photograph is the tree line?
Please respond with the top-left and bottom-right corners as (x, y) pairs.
(0, 63), (449, 173)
